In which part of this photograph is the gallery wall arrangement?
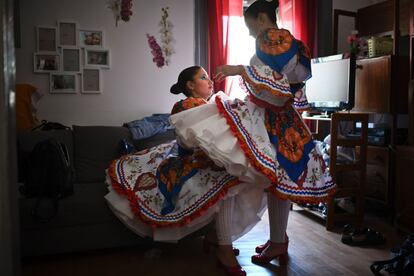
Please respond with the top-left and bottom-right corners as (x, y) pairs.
(34, 21), (109, 94)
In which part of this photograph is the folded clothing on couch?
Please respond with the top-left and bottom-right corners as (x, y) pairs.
(124, 113), (173, 140)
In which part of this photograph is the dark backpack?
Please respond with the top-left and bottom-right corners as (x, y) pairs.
(21, 138), (74, 222)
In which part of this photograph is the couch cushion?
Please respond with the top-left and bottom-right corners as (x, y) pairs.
(73, 126), (131, 182)
(19, 182), (112, 229)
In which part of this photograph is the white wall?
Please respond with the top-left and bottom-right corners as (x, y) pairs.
(16, 0), (195, 126)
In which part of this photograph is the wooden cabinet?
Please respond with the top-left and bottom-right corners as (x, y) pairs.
(357, 0), (411, 37)
(409, 0), (414, 145)
(394, 146), (414, 233)
(354, 56), (391, 113)
(356, 0), (411, 37)
(353, 0), (413, 231)
(410, 77), (414, 143)
(353, 55), (409, 114)
(397, 3), (414, 234)
(357, 0), (394, 37)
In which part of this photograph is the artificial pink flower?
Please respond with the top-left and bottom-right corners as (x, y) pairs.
(147, 34), (165, 68)
(347, 34), (357, 44)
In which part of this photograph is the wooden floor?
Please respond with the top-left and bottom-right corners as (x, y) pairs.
(22, 206), (404, 276)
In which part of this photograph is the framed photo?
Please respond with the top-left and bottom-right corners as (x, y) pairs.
(85, 48), (110, 68)
(33, 52), (60, 73)
(61, 47), (81, 72)
(58, 21), (78, 46)
(79, 30), (103, 47)
(50, 73), (78, 94)
(36, 26), (57, 52)
(82, 68), (102, 93)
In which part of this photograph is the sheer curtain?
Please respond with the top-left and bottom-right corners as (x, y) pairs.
(207, 0), (317, 97)
(225, 9), (255, 99)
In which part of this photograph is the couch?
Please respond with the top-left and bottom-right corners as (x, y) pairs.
(18, 126), (175, 257)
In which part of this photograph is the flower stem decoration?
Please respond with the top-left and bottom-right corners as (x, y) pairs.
(147, 6), (175, 68)
(107, 0), (133, 27)
(159, 7), (175, 66)
(146, 34), (165, 68)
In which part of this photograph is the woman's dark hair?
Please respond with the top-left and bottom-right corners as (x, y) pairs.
(170, 66), (201, 97)
(244, 0), (279, 24)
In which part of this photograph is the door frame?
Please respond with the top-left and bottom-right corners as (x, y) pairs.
(0, 0), (21, 275)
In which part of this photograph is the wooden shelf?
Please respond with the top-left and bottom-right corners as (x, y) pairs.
(326, 113), (368, 230)
(295, 204), (327, 220)
(294, 203), (357, 222)
(336, 139), (363, 147)
(303, 113), (368, 230)
(335, 163), (364, 172)
(302, 116), (331, 121)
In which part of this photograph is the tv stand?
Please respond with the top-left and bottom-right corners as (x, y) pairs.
(303, 109), (340, 118)
(312, 113), (330, 118)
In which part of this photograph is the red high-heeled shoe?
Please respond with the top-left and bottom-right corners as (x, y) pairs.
(255, 234), (289, 253)
(251, 251), (288, 265)
(216, 258), (246, 276)
(203, 239), (240, 256)
(255, 240), (270, 254)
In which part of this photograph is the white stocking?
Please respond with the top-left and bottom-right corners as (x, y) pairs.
(268, 193), (291, 243)
(215, 197), (234, 245)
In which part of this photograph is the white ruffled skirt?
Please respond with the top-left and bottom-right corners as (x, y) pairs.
(171, 97), (336, 203)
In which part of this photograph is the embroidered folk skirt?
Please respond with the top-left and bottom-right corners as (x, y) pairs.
(105, 141), (267, 242)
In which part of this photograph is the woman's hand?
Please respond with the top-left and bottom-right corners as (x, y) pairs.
(213, 65), (243, 83)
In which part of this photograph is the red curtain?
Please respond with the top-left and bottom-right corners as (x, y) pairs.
(279, 0), (318, 57)
(208, 0), (243, 93)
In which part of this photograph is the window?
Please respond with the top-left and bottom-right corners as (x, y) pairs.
(225, 13), (255, 99)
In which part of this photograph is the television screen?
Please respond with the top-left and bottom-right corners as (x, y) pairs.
(305, 54), (354, 111)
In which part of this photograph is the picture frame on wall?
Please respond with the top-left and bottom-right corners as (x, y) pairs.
(58, 21), (78, 47)
(79, 29), (104, 48)
(36, 26), (57, 52)
(50, 73), (78, 94)
(33, 52), (60, 73)
(82, 68), (102, 93)
(84, 48), (110, 68)
(61, 47), (81, 72)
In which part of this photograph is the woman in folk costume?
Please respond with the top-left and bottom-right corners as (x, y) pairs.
(106, 66), (273, 276)
(171, 0), (336, 267)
